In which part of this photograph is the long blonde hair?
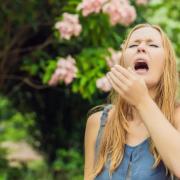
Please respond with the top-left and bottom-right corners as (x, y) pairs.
(93, 24), (178, 177)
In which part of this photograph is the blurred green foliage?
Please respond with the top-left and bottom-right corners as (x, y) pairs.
(0, 96), (35, 142)
(0, 95), (83, 180)
(73, 48), (109, 99)
(0, 0), (179, 179)
(52, 148), (83, 180)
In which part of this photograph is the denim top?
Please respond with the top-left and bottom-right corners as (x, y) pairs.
(94, 104), (174, 180)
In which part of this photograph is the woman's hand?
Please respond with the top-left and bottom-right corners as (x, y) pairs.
(106, 64), (150, 107)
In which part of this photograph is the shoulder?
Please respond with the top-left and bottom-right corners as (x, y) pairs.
(85, 104), (114, 137)
(84, 111), (102, 162)
(85, 111), (102, 136)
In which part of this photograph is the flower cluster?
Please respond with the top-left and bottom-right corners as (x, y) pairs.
(55, 13), (82, 40)
(102, 0), (136, 26)
(77, 0), (136, 26)
(96, 76), (112, 92)
(77, 0), (108, 16)
(55, 0), (139, 41)
(48, 56), (78, 86)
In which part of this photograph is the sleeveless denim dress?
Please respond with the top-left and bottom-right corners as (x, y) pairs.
(94, 104), (176, 180)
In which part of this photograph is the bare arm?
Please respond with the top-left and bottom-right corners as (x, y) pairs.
(84, 111), (102, 180)
(136, 97), (180, 177)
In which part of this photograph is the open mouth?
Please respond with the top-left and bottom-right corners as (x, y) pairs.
(134, 61), (149, 72)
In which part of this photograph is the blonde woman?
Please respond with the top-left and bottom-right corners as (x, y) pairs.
(84, 24), (180, 180)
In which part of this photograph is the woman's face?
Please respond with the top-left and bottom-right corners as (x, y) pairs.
(123, 27), (165, 89)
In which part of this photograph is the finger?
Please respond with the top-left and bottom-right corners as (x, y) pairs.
(106, 74), (124, 96)
(107, 72), (127, 92)
(127, 67), (147, 88)
(111, 67), (131, 85)
(127, 66), (144, 81)
(114, 65), (134, 80)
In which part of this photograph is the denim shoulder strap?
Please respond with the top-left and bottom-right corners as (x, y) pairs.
(95, 104), (112, 156)
(100, 104), (112, 127)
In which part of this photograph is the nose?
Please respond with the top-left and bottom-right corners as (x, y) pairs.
(137, 43), (146, 53)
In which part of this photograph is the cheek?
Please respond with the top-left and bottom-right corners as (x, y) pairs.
(123, 50), (133, 66)
(151, 51), (165, 72)
(150, 57), (165, 79)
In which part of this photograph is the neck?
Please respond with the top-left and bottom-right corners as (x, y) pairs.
(131, 88), (156, 122)
(148, 88), (157, 100)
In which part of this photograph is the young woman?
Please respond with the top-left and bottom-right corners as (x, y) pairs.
(84, 24), (180, 180)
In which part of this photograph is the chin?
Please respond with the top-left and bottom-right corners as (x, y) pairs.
(143, 77), (160, 88)
(145, 81), (161, 90)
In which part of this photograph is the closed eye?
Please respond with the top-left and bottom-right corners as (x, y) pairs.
(149, 44), (159, 48)
(129, 44), (138, 48)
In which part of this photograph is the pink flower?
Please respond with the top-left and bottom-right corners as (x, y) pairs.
(48, 74), (60, 86)
(106, 48), (122, 68)
(55, 13), (82, 40)
(102, 0), (136, 26)
(48, 56), (78, 86)
(96, 76), (112, 92)
(136, 0), (149, 5)
(118, 4), (136, 26)
(77, 0), (108, 16)
(102, 0), (122, 25)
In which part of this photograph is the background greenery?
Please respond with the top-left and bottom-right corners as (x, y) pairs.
(0, 0), (179, 179)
